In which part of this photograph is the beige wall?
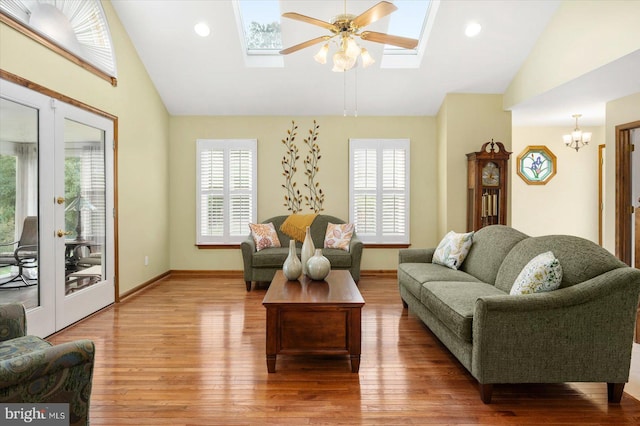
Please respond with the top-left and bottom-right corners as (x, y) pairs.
(0, 1), (171, 295)
(169, 116), (436, 271)
(511, 126), (602, 241)
(436, 94), (512, 234)
(504, 0), (640, 109)
(603, 92), (640, 253)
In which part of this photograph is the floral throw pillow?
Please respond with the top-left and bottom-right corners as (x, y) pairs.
(432, 231), (474, 270)
(249, 223), (281, 252)
(324, 222), (354, 252)
(510, 251), (563, 295)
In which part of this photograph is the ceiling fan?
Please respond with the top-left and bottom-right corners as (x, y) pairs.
(279, 1), (419, 71)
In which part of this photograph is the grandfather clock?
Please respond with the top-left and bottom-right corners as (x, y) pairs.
(466, 140), (511, 232)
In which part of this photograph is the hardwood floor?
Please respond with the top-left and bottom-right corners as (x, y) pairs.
(48, 274), (640, 425)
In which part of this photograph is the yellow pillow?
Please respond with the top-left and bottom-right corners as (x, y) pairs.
(280, 213), (318, 243)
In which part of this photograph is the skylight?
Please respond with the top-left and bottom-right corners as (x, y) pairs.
(384, 0), (431, 55)
(237, 0), (282, 54)
(381, 0), (439, 68)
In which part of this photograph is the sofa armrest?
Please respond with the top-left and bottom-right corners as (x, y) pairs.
(472, 267), (640, 384)
(398, 248), (435, 264)
(0, 303), (27, 341)
(348, 235), (363, 282)
(240, 236), (256, 281)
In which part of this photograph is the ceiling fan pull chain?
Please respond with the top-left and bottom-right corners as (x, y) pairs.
(343, 70), (347, 117)
(355, 66), (358, 118)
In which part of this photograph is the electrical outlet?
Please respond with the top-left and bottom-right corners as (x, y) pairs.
(144, 256), (149, 266)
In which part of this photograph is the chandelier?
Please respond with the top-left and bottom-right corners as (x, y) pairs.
(313, 34), (375, 72)
(563, 114), (591, 152)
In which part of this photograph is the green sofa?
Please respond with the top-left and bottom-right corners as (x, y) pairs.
(398, 225), (640, 403)
(241, 215), (363, 291)
(0, 303), (95, 426)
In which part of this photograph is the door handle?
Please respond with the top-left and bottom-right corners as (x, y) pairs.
(57, 230), (72, 238)
(56, 197), (65, 204)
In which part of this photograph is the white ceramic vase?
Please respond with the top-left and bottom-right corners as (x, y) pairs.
(307, 248), (331, 281)
(301, 226), (315, 276)
(282, 239), (302, 280)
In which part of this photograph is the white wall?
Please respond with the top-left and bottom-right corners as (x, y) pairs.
(512, 126), (602, 241)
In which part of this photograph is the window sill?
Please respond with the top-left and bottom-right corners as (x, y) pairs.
(363, 243), (410, 248)
(196, 244), (241, 249)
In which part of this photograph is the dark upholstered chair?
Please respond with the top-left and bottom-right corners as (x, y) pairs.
(0, 303), (95, 426)
(241, 215), (363, 291)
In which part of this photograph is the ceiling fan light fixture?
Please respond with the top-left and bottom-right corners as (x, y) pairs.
(345, 36), (361, 59)
(332, 50), (356, 72)
(360, 48), (375, 68)
(314, 44), (329, 64)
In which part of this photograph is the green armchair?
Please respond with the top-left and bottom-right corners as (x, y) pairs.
(0, 303), (95, 426)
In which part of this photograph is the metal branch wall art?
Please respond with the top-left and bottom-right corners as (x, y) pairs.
(281, 120), (324, 213)
(281, 121), (302, 213)
(303, 120), (324, 212)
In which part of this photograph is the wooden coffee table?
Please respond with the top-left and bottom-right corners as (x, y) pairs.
(262, 270), (365, 373)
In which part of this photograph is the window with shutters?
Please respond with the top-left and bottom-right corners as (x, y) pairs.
(196, 139), (257, 244)
(349, 139), (410, 244)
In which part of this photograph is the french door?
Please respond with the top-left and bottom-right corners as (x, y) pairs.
(0, 79), (115, 337)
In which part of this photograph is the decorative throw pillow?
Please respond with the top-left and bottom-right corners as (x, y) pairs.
(249, 223), (281, 252)
(432, 231), (474, 270)
(510, 251), (563, 295)
(324, 222), (354, 251)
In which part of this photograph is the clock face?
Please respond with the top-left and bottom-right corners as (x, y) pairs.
(482, 162), (499, 186)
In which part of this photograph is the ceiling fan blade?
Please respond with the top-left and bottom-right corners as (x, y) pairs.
(282, 12), (336, 31)
(359, 31), (419, 49)
(280, 36), (331, 55)
(351, 1), (398, 29)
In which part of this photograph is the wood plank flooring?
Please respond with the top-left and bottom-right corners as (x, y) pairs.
(48, 274), (640, 425)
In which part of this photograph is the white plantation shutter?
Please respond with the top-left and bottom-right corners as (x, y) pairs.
(196, 139), (256, 244)
(350, 139), (409, 244)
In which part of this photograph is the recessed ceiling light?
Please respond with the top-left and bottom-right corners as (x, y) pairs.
(194, 22), (210, 37)
(465, 22), (482, 38)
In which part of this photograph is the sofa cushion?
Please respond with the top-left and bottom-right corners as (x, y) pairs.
(252, 247), (290, 268)
(398, 263), (481, 300)
(322, 248), (352, 268)
(460, 225), (528, 285)
(433, 231), (474, 270)
(510, 251), (563, 295)
(0, 335), (51, 361)
(420, 281), (505, 343)
(495, 235), (627, 293)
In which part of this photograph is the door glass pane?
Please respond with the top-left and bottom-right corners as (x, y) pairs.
(64, 119), (105, 294)
(0, 98), (39, 308)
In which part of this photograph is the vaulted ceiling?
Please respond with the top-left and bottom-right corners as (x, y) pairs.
(111, 0), (640, 126)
